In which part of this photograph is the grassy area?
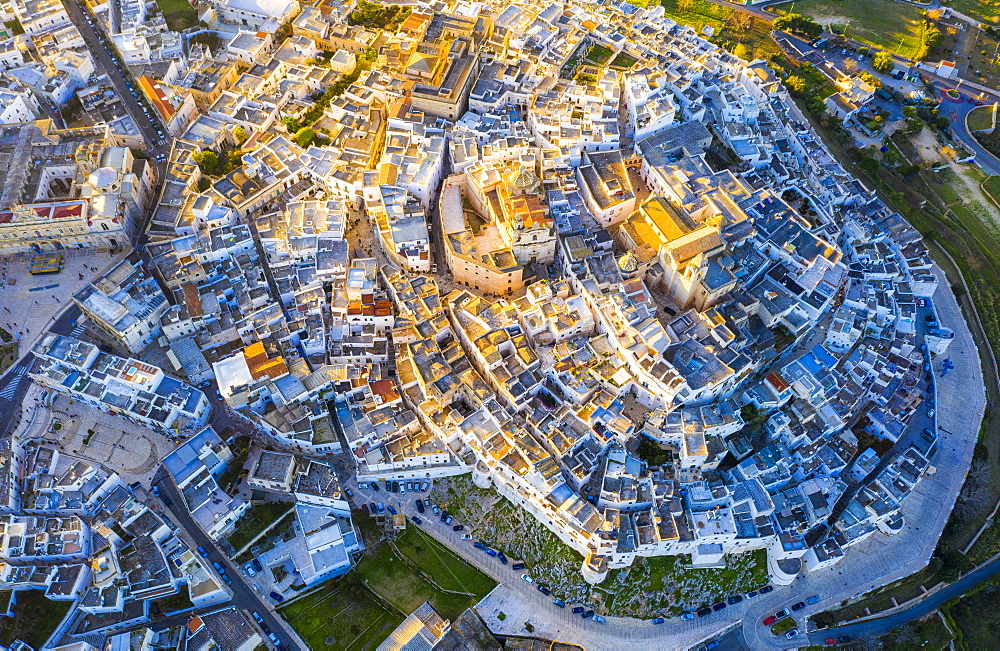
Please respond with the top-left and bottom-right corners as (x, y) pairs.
(944, 0), (1000, 28)
(584, 44), (614, 66)
(354, 539), (481, 620)
(983, 176), (1000, 207)
(880, 612), (954, 650)
(771, 616), (796, 635)
(394, 527), (496, 597)
(154, 0), (198, 31)
(157, 590), (194, 613)
(0, 342), (16, 375)
(610, 52), (640, 69)
(940, 575), (1000, 650)
(770, 0), (928, 60)
(0, 326), (12, 342)
(0, 590), (72, 649)
(430, 475), (766, 616)
(217, 435), (250, 494)
(226, 501), (294, 553)
(2, 20), (22, 36)
(659, 0), (781, 61)
(348, 0), (411, 32)
(279, 573), (402, 651)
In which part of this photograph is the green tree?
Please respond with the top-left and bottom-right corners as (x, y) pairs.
(784, 75), (807, 95)
(935, 114), (950, 129)
(233, 126), (246, 143)
(733, 42), (749, 60)
(192, 150), (221, 175)
(924, 27), (943, 48)
(773, 13), (823, 37)
(872, 52), (895, 73)
(197, 176), (211, 191)
(293, 127), (316, 147)
(903, 105), (918, 118)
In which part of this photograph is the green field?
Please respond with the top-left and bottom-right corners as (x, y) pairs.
(770, 0), (927, 60)
(0, 342), (16, 376)
(659, 0), (782, 61)
(279, 574), (402, 651)
(943, 0), (1000, 27)
(968, 105), (996, 132)
(226, 501), (294, 553)
(354, 537), (486, 620)
(155, 0), (199, 31)
(394, 527), (497, 597)
(0, 590), (72, 649)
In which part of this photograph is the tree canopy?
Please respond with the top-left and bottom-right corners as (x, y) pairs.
(773, 13), (823, 37)
(872, 51), (895, 73)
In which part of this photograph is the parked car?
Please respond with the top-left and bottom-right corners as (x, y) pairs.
(245, 563), (257, 577)
(222, 574), (232, 585)
(572, 606), (585, 614)
(473, 542), (486, 550)
(705, 642), (720, 650)
(412, 516), (422, 525)
(763, 616), (777, 626)
(416, 500), (425, 513)
(785, 629), (799, 639)
(592, 615), (606, 623)
(406, 482), (414, 492)
(197, 546), (208, 557)
(212, 561), (224, 573)
(497, 551), (507, 564)
(251, 559), (262, 572)
(377, 503), (386, 514)
(461, 534), (472, 540)
(791, 601), (806, 611)
(838, 636), (852, 643)
(697, 607), (712, 617)
(521, 574), (534, 585)
(712, 602), (726, 611)
(361, 503), (369, 512)
(538, 585), (551, 595)
(444, 515), (453, 525)
(432, 505), (440, 516)
(386, 505), (397, 515)
(511, 562), (525, 570)
(369, 502), (377, 513)
(452, 524), (464, 531)
(727, 595), (743, 605)
(345, 488), (353, 497)
(745, 591), (758, 599)
(251, 612), (264, 624)
(423, 499), (430, 507)
(581, 610), (595, 620)
(485, 548), (497, 557)
(269, 591), (285, 602)
(553, 599), (566, 608)
(679, 613), (694, 621)
(652, 617), (666, 624)
(371, 483), (380, 492)
(268, 633), (281, 646)
(421, 480), (430, 491)
(759, 585), (774, 594)
(773, 608), (790, 620)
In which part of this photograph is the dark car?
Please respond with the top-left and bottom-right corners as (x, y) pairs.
(759, 585), (774, 594)
(712, 602), (726, 611)
(361, 503), (369, 512)
(746, 591), (758, 599)
(838, 636), (852, 644)
(512, 562), (525, 570)
(197, 546), (208, 557)
(474, 541), (486, 550)
(572, 606), (585, 614)
(553, 599), (566, 608)
(452, 524), (464, 531)
(697, 607), (713, 617)
(538, 585), (551, 595)
(383, 481), (390, 491)
(581, 610), (595, 619)
(251, 558), (262, 572)
(269, 591), (285, 602)
(497, 551), (508, 564)
(371, 483), (380, 492)
(412, 516), (422, 525)
(652, 617), (665, 624)
(791, 601), (806, 611)
(416, 500), (425, 513)
(387, 505), (397, 515)
(485, 548), (497, 557)
(370, 502), (377, 513)
(440, 512), (448, 522)
(727, 595), (743, 605)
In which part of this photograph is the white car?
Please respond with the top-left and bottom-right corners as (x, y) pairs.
(244, 563), (257, 577)
(521, 574), (534, 585)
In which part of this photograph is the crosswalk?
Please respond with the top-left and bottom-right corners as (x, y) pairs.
(70, 323), (86, 337)
(0, 362), (30, 401)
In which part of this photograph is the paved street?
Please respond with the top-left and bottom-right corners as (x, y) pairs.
(154, 471), (306, 651)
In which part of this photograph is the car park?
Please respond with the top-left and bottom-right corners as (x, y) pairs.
(697, 608), (712, 617)
(521, 574), (534, 584)
(791, 601), (806, 611)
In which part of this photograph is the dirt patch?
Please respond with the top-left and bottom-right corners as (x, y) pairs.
(913, 127), (1000, 230)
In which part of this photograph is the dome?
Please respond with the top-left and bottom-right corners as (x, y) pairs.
(89, 167), (118, 189)
(617, 251), (638, 273)
(511, 167), (536, 190)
